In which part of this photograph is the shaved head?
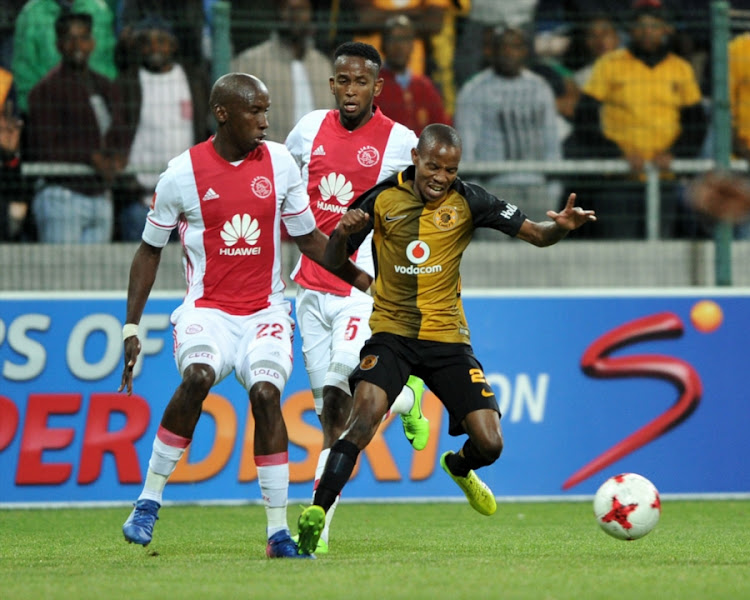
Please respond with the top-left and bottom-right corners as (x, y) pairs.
(209, 72), (271, 161)
(210, 73), (268, 110)
(417, 124), (462, 154)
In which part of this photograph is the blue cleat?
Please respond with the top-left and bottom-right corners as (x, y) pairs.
(122, 499), (160, 546)
(266, 529), (315, 559)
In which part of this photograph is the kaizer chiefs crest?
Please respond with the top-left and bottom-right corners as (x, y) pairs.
(434, 206), (458, 230)
(359, 355), (379, 370)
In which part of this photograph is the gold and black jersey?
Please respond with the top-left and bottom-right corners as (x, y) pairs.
(346, 166), (526, 344)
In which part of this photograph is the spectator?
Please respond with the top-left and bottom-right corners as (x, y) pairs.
(454, 0), (538, 89)
(0, 1), (27, 70)
(115, 0), (206, 71)
(568, 13), (622, 88)
(568, 0), (707, 239)
(231, 0), (334, 143)
(455, 25), (562, 228)
(378, 15), (450, 135)
(12, 0), (118, 115)
(115, 16), (210, 241)
(729, 30), (750, 163)
(310, 0), (360, 55)
(528, 55), (580, 145)
(26, 12), (130, 243)
(0, 72), (27, 241)
(353, 0), (464, 114)
(353, 0), (447, 77)
(725, 28), (750, 238)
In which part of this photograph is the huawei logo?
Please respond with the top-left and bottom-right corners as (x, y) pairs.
(221, 214), (261, 247)
(319, 172), (354, 205)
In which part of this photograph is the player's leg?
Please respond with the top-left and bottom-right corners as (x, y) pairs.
(123, 308), (231, 545)
(425, 349), (502, 516)
(329, 295), (430, 451)
(297, 334), (411, 555)
(295, 289), (339, 552)
(236, 305), (312, 559)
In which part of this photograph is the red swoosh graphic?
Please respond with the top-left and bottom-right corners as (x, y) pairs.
(563, 312), (702, 490)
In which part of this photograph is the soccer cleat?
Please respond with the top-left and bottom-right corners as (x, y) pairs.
(297, 505), (326, 556)
(122, 499), (161, 545)
(292, 533), (329, 554)
(440, 451), (497, 516)
(266, 529), (315, 559)
(400, 376), (430, 451)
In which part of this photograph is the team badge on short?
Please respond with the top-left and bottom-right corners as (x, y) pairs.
(359, 355), (378, 370)
(434, 206), (458, 230)
(251, 176), (273, 199)
(357, 145), (380, 167)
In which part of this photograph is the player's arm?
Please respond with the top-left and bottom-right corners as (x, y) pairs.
(516, 193), (596, 247)
(119, 241), (162, 395)
(324, 208), (371, 269)
(294, 227), (373, 292)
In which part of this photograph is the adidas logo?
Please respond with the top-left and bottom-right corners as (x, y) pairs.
(202, 187), (220, 201)
(313, 145), (326, 156)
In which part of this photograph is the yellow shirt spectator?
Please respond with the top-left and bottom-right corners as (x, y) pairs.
(583, 47), (702, 160)
(729, 33), (750, 151)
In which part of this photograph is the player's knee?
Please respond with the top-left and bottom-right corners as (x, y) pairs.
(181, 364), (215, 397)
(471, 433), (504, 464)
(249, 382), (282, 421)
(321, 387), (353, 434)
(481, 435), (504, 463)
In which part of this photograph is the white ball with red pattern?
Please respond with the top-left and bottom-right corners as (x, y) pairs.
(593, 473), (661, 540)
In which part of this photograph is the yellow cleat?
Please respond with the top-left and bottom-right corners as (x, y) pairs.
(440, 451), (497, 516)
(400, 376), (430, 451)
(297, 505), (325, 556)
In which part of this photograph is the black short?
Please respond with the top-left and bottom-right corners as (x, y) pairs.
(349, 332), (501, 436)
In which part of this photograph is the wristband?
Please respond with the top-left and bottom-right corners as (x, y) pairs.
(122, 323), (139, 340)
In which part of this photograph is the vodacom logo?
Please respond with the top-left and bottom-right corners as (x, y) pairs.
(406, 240), (430, 264)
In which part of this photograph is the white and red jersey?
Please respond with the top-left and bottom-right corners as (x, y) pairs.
(142, 138), (316, 316)
(285, 107), (417, 297)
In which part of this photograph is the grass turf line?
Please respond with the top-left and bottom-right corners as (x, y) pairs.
(1, 501), (749, 600)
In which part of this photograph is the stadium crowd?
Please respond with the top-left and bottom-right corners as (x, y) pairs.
(0, 0), (749, 241)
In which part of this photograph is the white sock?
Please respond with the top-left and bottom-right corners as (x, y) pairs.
(390, 382), (415, 415)
(321, 496), (339, 544)
(256, 455), (290, 538)
(138, 434), (187, 504)
(315, 448), (339, 544)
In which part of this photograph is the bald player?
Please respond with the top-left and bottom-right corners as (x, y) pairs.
(118, 73), (371, 558)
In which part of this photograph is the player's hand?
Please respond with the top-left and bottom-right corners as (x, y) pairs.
(118, 335), (141, 395)
(546, 193), (596, 230)
(336, 209), (369, 235)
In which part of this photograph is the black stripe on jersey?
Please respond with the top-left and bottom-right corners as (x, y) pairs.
(451, 179), (527, 235)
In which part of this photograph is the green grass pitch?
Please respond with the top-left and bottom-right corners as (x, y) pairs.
(1, 500), (749, 600)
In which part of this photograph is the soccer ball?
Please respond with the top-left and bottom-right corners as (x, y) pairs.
(593, 473), (661, 540)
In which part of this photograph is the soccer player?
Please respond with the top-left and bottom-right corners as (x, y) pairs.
(296, 124), (596, 554)
(118, 73), (372, 559)
(284, 41), (429, 553)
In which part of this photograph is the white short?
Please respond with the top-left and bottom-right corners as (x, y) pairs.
(170, 302), (294, 394)
(295, 288), (373, 412)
